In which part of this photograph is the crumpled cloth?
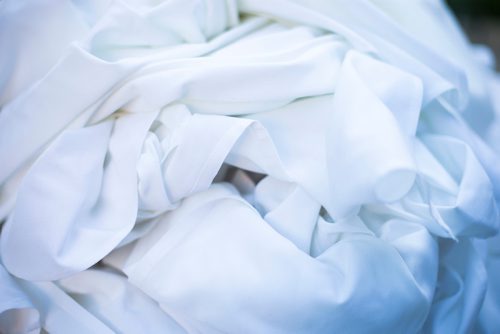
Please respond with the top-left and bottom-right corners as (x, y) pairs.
(1, 0), (500, 333)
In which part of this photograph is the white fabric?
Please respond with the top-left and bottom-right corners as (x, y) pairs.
(58, 269), (186, 333)
(0, 0), (500, 333)
(0, 263), (40, 334)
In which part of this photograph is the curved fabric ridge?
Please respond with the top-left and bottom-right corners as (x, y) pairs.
(418, 135), (499, 238)
(364, 135), (499, 240)
(0, 45), (134, 186)
(363, 217), (439, 304)
(244, 95), (333, 214)
(238, 0), (468, 108)
(423, 239), (487, 333)
(367, 0), (496, 132)
(0, 263), (40, 334)
(0, 15), (268, 193)
(58, 269), (186, 333)
(88, 0), (239, 59)
(138, 97), (340, 221)
(420, 99), (500, 202)
(125, 183), (429, 333)
(15, 279), (114, 333)
(311, 215), (375, 258)
(326, 51), (419, 218)
(254, 176), (320, 253)
(0, 26), (347, 203)
(1, 112), (157, 280)
(0, 161), (32, 222)
(137, 104), (285, 218)
(0, 0), (89, 106)
(92, 33), (347, 118)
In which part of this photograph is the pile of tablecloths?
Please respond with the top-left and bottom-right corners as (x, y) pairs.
(1, 0), (500, 333)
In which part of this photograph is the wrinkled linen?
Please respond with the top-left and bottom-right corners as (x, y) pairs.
(1, 0), (500, 332)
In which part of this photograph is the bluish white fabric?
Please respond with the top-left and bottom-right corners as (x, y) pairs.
(0, 0), (499, 333)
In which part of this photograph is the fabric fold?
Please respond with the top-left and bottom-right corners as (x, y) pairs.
(326, 50), (420, 218)
(2, 112), (157, 280)
(125, 183), (429, 333)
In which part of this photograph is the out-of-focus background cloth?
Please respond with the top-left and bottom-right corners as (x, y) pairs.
(448, 0), (500, 69)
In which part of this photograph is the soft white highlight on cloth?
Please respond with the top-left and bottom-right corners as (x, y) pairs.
(0, 0), (500, 333)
